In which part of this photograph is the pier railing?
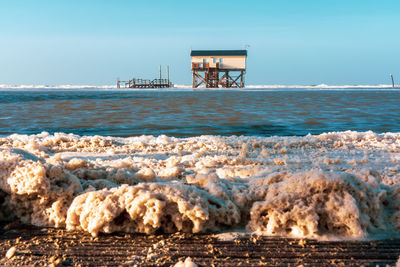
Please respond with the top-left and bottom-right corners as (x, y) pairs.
(117, 78), (173, 89)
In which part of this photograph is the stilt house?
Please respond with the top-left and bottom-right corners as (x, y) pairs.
(191, 50), (247, 88)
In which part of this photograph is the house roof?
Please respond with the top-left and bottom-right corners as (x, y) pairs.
(190, 50), (247, 57)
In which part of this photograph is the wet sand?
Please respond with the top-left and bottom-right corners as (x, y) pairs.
(1, 222), (399, 266)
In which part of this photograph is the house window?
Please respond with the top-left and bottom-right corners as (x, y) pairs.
(213, 58), (217, 63)
(203, 59), (207, 64)
(219, 58), (223, 63)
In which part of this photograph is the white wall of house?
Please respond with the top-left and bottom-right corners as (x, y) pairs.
(191, 56), (246, 70)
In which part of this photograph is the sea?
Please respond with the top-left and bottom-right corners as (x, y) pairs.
(1, 86), (400, 240)
(0, 87), (399, 137)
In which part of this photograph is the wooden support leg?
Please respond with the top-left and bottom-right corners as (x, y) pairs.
(193, 71), (207, 88)
(215, 69), (220, 88)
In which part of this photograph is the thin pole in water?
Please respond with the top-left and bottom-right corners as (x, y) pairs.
(391, 74), (395, 88)
(167, 66), (169, 84)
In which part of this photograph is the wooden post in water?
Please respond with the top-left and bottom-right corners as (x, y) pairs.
(167, 66), (170, 87)
(159, 65), (162, 85)
(391, 74), (395, 88)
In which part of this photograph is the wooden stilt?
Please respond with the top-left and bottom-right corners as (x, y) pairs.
(167, 66), (169, 87)
(192, 67), (245, 89)
(240, 70), (244, 88)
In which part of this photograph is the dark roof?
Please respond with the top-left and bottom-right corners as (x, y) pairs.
(190, 50), (247, 57)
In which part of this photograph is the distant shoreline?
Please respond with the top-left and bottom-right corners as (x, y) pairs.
(0, 84), (398, 90)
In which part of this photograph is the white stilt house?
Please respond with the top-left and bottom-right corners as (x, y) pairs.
(191, 50), (247, 88)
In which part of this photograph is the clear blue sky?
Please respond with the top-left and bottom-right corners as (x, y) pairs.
(0, 0), (399, 85)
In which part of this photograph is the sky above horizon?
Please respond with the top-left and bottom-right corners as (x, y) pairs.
(0, 0), (399, 86)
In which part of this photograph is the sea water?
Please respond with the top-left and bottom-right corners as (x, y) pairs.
(1, 87), (400, 240)
(1, 88), (399, 137)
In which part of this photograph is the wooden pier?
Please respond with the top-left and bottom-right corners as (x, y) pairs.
(117, 65), (173, 89)
(117, 78), (172, 89)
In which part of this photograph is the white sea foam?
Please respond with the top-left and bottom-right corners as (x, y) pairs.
(246, 84), (397, 89)
(0, 84), (117, 89)
(175, 83), (398, 89)
(1, 131), (400, 239)
(174, 257), (198, 267)
(0, 83), (397, 90)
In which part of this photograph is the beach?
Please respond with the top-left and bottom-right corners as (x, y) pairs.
(1, 222), (400, 266)
(2, 0), (400, 264)
(1, 88), (400, 265)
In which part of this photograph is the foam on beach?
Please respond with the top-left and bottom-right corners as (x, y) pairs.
(1, 131), (399, 239)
